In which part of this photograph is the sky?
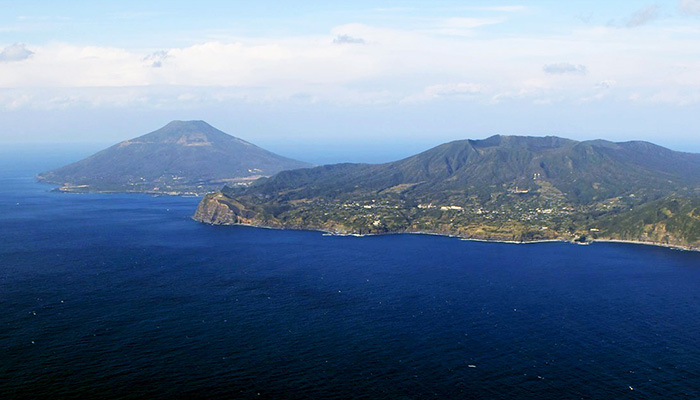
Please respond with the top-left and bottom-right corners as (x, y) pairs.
(1, 0), (699, 163)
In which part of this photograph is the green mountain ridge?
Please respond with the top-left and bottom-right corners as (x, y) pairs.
(194, 135), (700, 250)
(37, 120), (312, 194)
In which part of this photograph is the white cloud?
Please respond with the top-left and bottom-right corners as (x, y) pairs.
(426, 82), (483, 96)
(0, 43), (34, 62)
(429, 17), (504, 36)
(626, 5), (660, 27)
(143, 50), (169, 68)
(1, 18), (700, 110)
(403, 82), (485, 103)
(543, 63), (588, 75)
(679, 0), (700, 14)
(596, 80), (617, 89)
(333, 35), (365, 45)
(3, 93), (33, 110)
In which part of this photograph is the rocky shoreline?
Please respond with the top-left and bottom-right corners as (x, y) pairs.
(193, 195), (698, 253)
(196, 218), (699, 253)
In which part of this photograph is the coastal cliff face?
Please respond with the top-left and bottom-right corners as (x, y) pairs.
(193, 135), (700, 251)
(193, 193), (260, 225)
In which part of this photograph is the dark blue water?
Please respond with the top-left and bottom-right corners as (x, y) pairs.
(2, 152), (700, 399)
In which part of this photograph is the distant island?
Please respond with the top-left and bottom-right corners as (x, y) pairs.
(194, 135), (700, 251)
(37, 120), (311, 195)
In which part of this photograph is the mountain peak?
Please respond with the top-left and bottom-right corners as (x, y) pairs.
(37, 120), (312, 193)
(163, 120), (212, 130)
(471, 135), (578, 149)
(138, 120), (234, 144)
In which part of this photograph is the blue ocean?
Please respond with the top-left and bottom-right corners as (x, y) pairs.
(2, 149), (700, 399)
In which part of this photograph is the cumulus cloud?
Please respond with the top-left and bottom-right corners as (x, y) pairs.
(333, 34), (365, 45)
(143, 50), (169, 68)
(1, 20), (700, 110)
(679, 0), (700, 14)
(596, 80), (617, 89)
(543, 63), (588, 75)
(0, 43), (34, 62)
(626, 5), (660, 27)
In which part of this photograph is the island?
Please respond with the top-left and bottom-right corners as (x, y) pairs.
(194, 135), (700, 251)
(37, 120), (311, 195)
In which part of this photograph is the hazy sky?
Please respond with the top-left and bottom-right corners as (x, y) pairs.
(1, 0), (699, 162)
